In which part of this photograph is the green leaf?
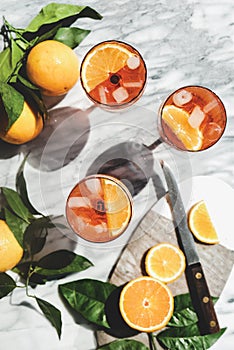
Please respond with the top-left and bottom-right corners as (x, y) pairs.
(173, 293), (218, 311)
(8, 39), (25, 83)
(23, 217), (48, 256)
(98, 339), (149, 349)
(16, 155), (42, 215)
(13, 262), (47, 285)
(2, 187), (34, 222)
(0, 273), (17, 299)
(17, 74), (38, 90)
(5, 207), (29, 247)
(157, 324), (226, 350)
(0, 83), (24, 129)
(13, 79), (48, 119)
(53, 27), (90, 49)
(25, 4), (102, 31)
(59, 278), (116, 328)
(173, 293), (195, 312)
(0, 22), (27, 84)
(35, 250), (93, 276)
(168, 294), (219, 327)
(1, 18), (27, 49)
(0, 48), (14, 82)
(36, 297), (62, 338)
(11, 39), (23, 67)
(168, 307), (198, 328)
(24, 4), (102, 41)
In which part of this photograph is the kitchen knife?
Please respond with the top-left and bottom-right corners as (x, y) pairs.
(161, 160), (220, 335)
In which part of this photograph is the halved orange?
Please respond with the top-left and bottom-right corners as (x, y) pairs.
(162, 105), (203, 151)
(81, 41), (134, 92)
(188, 200), (219, 244)
(119, 276), (174, 332)
(145, 243), (186, 283)
(101, 177), (132, 236)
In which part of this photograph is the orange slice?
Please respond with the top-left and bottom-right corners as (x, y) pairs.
(188, 200), (219, 244)
(101, 178), (132, 236)
(145, 243), (186, 283)
(81, 42), (134, 92)
(119, 276), (174, 332)
(162, 105), (203, 151)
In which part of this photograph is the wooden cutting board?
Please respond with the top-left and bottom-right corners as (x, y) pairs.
(97, 210), (234, 348)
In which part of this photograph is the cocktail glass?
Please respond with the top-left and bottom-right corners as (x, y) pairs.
(80, 40), (147, 110)
(66, 174), (133, 243)
(157, 85), (227, 152)
(83, 86), (226, 199)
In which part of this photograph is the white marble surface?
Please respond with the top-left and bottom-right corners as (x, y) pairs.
(0, 0), (234, 349)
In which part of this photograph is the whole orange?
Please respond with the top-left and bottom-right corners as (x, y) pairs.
(0, 100), (43, 144)
(0, 220), (23, 272)
(26, 40), (80, 96)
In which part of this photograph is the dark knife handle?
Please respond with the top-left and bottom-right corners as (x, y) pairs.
(186, 262), (220, 335)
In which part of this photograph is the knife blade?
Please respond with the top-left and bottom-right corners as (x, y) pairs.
(160, 160), (220, 335)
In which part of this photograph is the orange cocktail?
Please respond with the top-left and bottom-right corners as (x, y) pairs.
(158, 86), (226, 151)
(66, 175), (132, 243)
(80, 40), (147, 109)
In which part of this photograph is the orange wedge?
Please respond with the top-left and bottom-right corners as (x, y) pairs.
(101, 177), (132, 236)
(188, 200), (219, 244)
(145, 243), (186, 283)
(119, 276), (174, 332)
(162, 105), (203, 151)
(81, 41), (134, 92)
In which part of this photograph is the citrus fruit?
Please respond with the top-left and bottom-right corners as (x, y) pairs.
(26, 40), (79, 96)
(0, 220), (23, 272)
(81, 41), (134, 93)
(161, 105), (203, 151)
(0, 100), (43, 144)
(145, 243), (186, 283)
(119, 276), (174, 332)
(102, 177), (132, 236)
(188, 200), (219, 244)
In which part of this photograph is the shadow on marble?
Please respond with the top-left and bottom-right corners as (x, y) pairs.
(11, 300), (39, 312)
(86, 140), (166, 201)
(34, 215), (77, 258)
(0, 139), (21, 159)
(42, 93), (67, 110)
(22, 106), (94, 172)
(86, 141), (155, 196)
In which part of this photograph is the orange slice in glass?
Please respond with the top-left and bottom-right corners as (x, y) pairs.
(66, 175), (132, 243)
(119, 276), (174, 332)
(162, 105), (203, 151)
(81, 41), (134, 92)
(145, 243), (186, 283)
(101, 177), (132, 237)
(188, 200), (219, 244)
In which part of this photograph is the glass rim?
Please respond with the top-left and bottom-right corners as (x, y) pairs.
(158, 84), (227, 152)
(65, 173), (133, 243)
(80, 39), (147, 109)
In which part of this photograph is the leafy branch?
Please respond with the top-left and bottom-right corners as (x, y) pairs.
(0, 157), (94, 338)
(0, 2), (102, 129)
(59, 278), (226, 350)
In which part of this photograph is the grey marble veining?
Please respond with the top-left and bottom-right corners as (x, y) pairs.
(0, 0), (234, 349)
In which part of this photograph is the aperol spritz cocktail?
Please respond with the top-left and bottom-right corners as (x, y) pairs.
(66, 174), (133, 243)
(80, 40), (147, 110)
(158, 86), (227, 151)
